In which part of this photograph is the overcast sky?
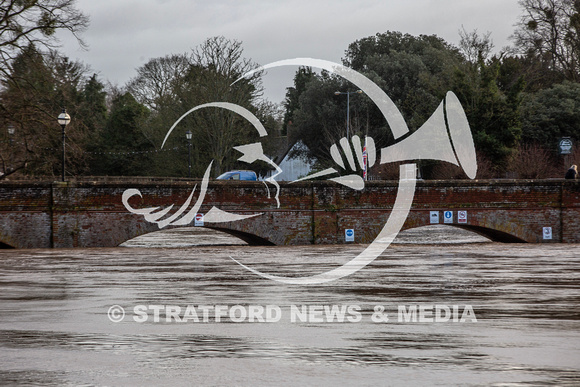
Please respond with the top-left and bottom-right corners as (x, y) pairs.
(57, 0), (524, 103)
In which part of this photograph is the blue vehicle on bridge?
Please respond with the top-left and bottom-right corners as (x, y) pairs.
(216, 170), (258, 181)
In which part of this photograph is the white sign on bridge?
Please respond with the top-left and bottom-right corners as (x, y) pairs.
(194, 213), (204, 226)
(345, 229), (354, 242)
(430, 211), (439, 224)
(444, 211), (453, 224)
(543, 227), (552, 240)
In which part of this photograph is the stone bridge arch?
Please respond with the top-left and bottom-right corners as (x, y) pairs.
(401, 211), (534, 243)
(206, 227), (276, 246)
(120, 225), (276, 247)
(398, 223), (527, 243)
(454, 225), (528, 243)
(0, 240), (15, 249)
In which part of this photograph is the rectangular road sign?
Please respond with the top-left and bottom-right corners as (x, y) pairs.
(458, 211), (467, 224)
(345, 229), (355, 242)
(430, 211), (439, 224)
(444, 211), (453, 224)
(543, 227), (552, 240)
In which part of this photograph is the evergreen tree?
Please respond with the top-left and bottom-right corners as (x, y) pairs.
(90, 92), (153, 176)
(521, 81), (580, 146)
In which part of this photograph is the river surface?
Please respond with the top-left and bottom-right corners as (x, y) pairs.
(1, 226), (579, 386)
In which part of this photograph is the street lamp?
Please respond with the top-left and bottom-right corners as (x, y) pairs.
(57, 109), (71, 182)
(7, 125), (14, 146)
(334, 90), (362, 139)
(7, 125), (15, 167)
(185, 130), (192, 178)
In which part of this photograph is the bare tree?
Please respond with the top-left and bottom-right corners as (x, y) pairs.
(188, 36), (264, 174)
(459, 26), (495, 64)
(124, 37), (267, 177)
(127, 53), (191, 111)
(512, 0), (580, 81)
(507, 143), (560, 178)
(0, 1), (89, 63)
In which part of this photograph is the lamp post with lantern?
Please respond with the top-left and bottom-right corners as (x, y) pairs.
(7, 124), (15, 168)
(7, 125), (14, 145)
(185, 130), (192, 178)
(57, 109), (71, 182)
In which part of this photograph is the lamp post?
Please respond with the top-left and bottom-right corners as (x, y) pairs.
(7, 125), (14, 167)
(7, 125), (14, 146)
(57, 109), (71, 182)
(185, 130), (192, 178)
(334, 90), (362, 139)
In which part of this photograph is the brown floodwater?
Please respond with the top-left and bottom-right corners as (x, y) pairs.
(0, 226), (579, 386)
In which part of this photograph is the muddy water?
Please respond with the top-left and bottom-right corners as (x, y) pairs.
(0, 226), (579, 386)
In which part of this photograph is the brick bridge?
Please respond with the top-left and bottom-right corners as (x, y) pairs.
(0, 179), (578, 248)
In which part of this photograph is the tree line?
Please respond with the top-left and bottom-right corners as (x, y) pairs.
(284, 0), (580, 179)
(1, 0), (579, 180)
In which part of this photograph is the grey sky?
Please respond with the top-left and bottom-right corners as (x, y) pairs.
(58, 0), (523, 103)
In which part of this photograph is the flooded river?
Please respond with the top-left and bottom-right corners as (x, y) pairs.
(1, 226), (579, 386)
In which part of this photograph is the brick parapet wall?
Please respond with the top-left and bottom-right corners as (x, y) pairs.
(0, 179), (577, 248)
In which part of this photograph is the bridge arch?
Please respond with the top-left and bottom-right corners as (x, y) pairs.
(206, 227), (275, 246)
(0, 240), (15, 249)
(119, 225), (276, 247)
(454, 225), (527, 243)
(398, 223), (526, 243)
(403, 210), (535, 243)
